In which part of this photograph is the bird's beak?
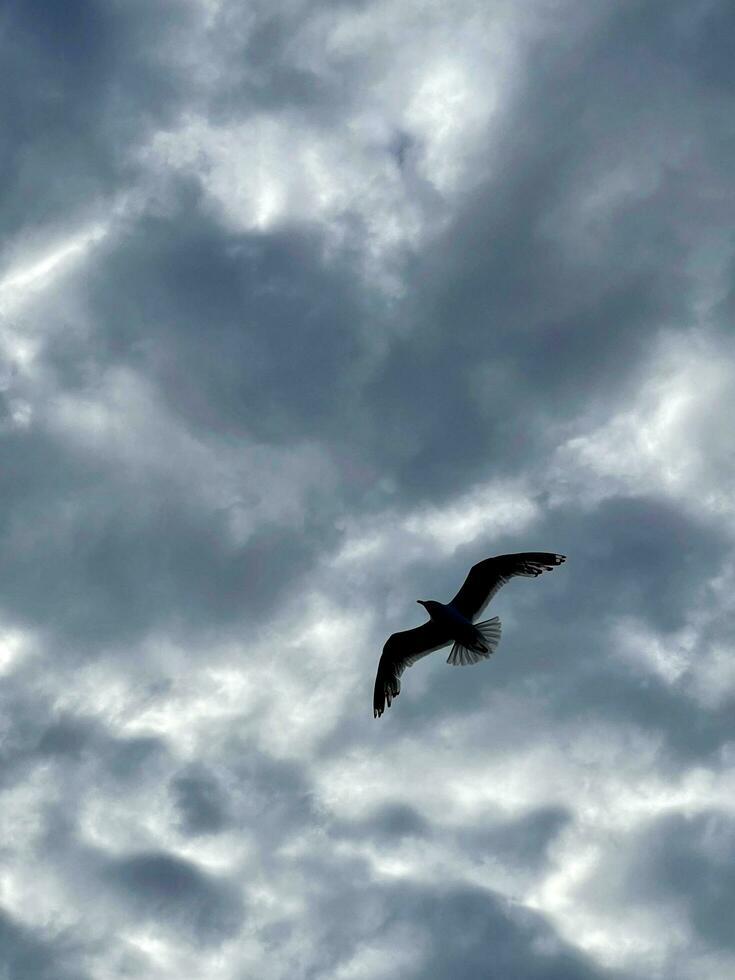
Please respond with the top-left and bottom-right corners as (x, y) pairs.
(417, 600), (425, 606)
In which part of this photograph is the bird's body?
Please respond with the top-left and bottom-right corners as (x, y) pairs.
(373, 552), (566, 718)
(417, 600), (489, 653)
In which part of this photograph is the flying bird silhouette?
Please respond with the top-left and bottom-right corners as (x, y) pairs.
(373, 552), (566, 718)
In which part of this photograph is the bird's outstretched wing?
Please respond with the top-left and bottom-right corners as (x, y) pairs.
(450, 552), (566, 620)
(373, 622), (452, 718)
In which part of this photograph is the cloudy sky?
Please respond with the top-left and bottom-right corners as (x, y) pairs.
(2, 0), (735, 977)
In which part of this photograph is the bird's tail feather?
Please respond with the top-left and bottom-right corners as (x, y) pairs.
(447, 616), (502, 666)
(477, 616), (502, 646)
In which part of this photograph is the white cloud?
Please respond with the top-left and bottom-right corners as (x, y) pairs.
(551, 330), (735, 520)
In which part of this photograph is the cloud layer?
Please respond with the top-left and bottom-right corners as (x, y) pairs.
(2, 0), (734, 977)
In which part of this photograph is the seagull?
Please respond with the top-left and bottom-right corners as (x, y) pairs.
(373, 552), (566, 718)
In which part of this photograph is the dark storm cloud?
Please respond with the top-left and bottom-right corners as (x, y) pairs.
(381, 882), (607, 980)
(594, 0), (735, 95)
(458, 805), (571, 874)
(1, 189), (367, 652)
(331, 800), (569, 878)
(338, 802), (431, 843)
(0, 908), (90, 980)
(626, 809), (735, 953)
(103, 850), (244, 945)
(76, 191), (368, 445)
(572, 668), (735, 769)
(520, 496), (735, 766)
(219, 744), (317, 848)
(0, 420), (326, 650)
(36, 713), (167, 782)
(205, 7), (348, 117)
(171, 763), (231, 836)
(0, 0), (197, 241)
(0, 675), (169, 795)
(168, 744), (318, 849)
(530, 495), (727, 632)
(284, 860), (623, 980)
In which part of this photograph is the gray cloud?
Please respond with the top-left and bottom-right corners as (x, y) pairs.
(102, 850), (245, 945)
(78, 195), (368, 445)
(171, 763), (231, 836)
(0, 0), (197, 244)
(0, 909), (90, 980)
(287, 866), (623, 980)
(627, 810), (735, 953)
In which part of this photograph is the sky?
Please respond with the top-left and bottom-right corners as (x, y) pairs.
(1, 0), (734, 977)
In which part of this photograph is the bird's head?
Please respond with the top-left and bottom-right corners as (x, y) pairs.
(417, 599), (441, 618)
